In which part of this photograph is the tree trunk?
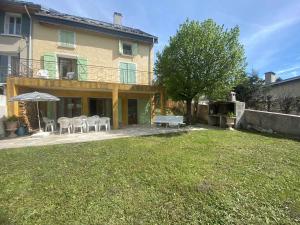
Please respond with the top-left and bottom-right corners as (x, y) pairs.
(186, 99), (192, 125)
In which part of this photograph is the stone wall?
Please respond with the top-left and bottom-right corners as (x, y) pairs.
(242, 109), (300, 137)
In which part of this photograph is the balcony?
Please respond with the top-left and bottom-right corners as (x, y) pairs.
(5, 58), (155, 86)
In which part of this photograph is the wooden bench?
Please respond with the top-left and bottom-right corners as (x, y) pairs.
(153, 115), (185, 128)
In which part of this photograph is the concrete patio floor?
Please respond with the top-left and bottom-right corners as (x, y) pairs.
(0, 125), (210, 150)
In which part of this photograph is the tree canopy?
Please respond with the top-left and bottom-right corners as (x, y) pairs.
(234, 69), (264, 104)
(155, 19), (246, 123)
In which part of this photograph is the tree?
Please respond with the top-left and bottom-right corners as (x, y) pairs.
(234, 69), (265, 108)
(155, 19), (246, 123)
(276, 87), (296, 114)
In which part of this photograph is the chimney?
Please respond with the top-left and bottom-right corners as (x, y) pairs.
(113, 12), (122, 26)
(265, 71), (276, 84)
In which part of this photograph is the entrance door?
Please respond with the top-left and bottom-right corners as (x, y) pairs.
(128, 99), (137, 125)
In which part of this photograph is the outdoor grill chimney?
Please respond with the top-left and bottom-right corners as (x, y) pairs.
(265, 71), (276, 84)
(113, 12), (122, 26)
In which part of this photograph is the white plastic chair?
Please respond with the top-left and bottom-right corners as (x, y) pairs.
(36, 69), (49, 79)
(58, 117), (71, 135)
(86, 116), (99, 132)
(72, 117), (85, 133)
(43, 117), (55, 132)
(79, 115), (88, 132)
(98, 117), (110, 131)
(101, 117), (111, 130)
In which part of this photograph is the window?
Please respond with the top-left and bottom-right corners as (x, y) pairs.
(119, 62), (136, 84)
(57, 97), (82, 118)
(119, 41), (138, 56)
(122, 43), (133, 55)
(5, 14), (21, 35)
(0, 55), (19, 83)
(59, 30), (75, 48)
(58, 57), (77, 79)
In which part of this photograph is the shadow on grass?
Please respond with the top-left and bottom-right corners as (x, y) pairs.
(238, 128), (300, 142)
(140, 130), (189, 139)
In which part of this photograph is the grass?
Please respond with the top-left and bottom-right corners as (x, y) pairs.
(0, 130), (299, 225)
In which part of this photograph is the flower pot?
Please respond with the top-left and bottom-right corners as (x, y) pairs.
(226, 117), (236, 130)
(5, 121), (18, 138)
(6, 121), (18, 130)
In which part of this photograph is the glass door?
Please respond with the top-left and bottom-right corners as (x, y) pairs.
(128, 99), (138, 124)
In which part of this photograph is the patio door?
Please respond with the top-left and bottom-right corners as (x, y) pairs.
(89, 98), (112, 118)
(128, 99), (138, 124)
(57, 97), (82, 118)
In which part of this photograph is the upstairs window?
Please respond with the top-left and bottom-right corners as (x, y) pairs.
(59, 30), (75, 48)
(119, 41), (138, 56)
(5, 14), (22, 35)
(58, 57), (77, 79)
(122, 43), (133, 55)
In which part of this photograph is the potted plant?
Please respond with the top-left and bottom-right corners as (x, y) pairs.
(5, 116), (19, 137)
(226, 112), (236, 130)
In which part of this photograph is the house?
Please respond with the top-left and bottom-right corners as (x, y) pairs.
(2, 0), (165, 129)
(264, 71), (300, 114)
(0, 1), (40, 85)
(264, 71), (300, 98)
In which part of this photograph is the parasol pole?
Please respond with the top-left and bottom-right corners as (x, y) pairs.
(36, 101), (42, 132)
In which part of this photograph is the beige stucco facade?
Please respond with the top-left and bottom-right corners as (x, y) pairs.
(31, 21), (154, 85)
(0, 34), (28, 59)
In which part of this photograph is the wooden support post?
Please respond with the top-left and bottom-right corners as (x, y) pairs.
(82, 96), (89, 116)
(6, 79), (19, 117)
(112, 87), (119, 129)
(160, 90), (165, 115)
(122, 96), (128, 127)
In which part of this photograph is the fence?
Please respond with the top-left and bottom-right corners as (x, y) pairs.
(1, 58), (155, 85)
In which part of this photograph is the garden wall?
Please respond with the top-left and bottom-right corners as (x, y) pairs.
(242, 109), (300, 137)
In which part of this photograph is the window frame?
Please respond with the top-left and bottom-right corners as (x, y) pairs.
(57, 56), (78, 79)
(122, 42), (133, 56)
(0, 54), (19, 83)
(119, 61), (137, 84)
(58, 30), (76, 48)
(4, 13), (22, 36)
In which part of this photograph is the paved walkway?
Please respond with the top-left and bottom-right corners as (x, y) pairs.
(0, 125), (209, 150)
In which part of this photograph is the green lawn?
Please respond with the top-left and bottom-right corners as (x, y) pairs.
(0, 130), (299, 225)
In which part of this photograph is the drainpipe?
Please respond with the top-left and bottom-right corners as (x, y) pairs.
(24, 5), (32, 73)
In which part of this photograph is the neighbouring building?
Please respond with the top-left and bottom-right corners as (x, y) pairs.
(264, 71), (300, 114)
(264, 71), (300, 98)
(2, 0), (165, 129)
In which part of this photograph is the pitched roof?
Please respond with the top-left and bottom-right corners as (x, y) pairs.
(2, 0), (158, 44)
(0, 0), (41, 11)
(34, 9), (158, 44)
(268, 75), (300, 86)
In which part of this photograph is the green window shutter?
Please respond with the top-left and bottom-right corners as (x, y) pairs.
(120, 63), (136, 84)
(59, 30), (75, 48)
(119, 62), (128, 83)
(132, 43), (138, 56)
(128, 63), (136, 84)
(0, 11), (5, 34)
(77, 57), (88, 81)
(21, 14), (30, 37)
(119, 40), (123, 54)
(138, 99), (150, 125)
(118, 97), (122, 125)
(43, 53), (57, 79)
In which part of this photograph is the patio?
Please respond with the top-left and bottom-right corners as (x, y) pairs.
(0, 125), (208, 150)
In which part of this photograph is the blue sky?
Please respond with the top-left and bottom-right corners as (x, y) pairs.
(30, 0), (300, 79)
